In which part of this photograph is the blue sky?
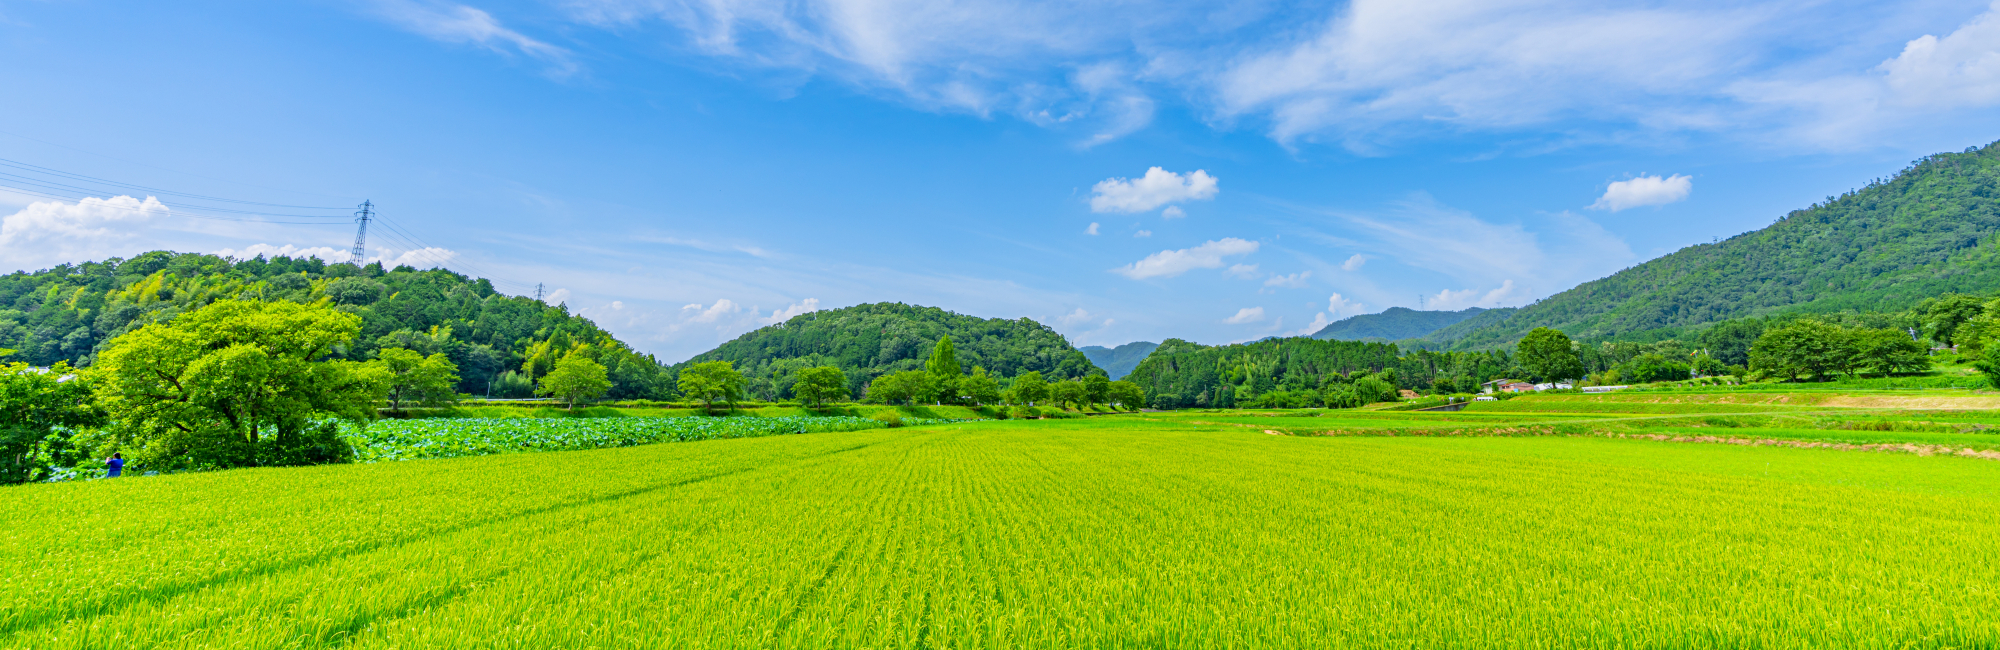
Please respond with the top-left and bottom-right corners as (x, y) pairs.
(4, 0), (2000, 362)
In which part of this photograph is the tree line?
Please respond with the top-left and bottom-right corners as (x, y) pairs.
(674, 335), (1145, 412)
(2, 298), (620, 483)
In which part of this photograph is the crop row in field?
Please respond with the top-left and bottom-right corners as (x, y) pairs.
(339, 415), (974, 462)
(7, 419), (2000, 648)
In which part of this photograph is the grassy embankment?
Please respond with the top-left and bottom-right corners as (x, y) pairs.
(8, 417), (2000, 648)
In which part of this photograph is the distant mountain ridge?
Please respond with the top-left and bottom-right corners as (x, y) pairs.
(1079, 341), (1158, 379)
(1425, 139), (2000, 349)
(1310, 307), (1488, 341)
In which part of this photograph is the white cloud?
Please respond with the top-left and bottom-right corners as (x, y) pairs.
(1285, 292), (1367, 337)
(1426, 280), (1525, 311)
(213, 243), (348, 261)
(682, 298), (741, 323)
(1212, 0), (1766, 144)
(1591, 174), (1692, 211)
(1111, 237), (1260, 280)
(1224, 306), (1266, 324)
(1877, 5), (2000, 110)
(1226, 263), (1261, 279)
(369, 0), (578, 77)
(1327, 292), (1365, 317)
(1057, 307), (1097, 327)
(1161, 206), (1186, 219)
(1340, 254), (1367, 271)
(0, 196), (169, 273)
(546, 288), (573, 305)
(1288, 311), (1332, 337)
(1264, 271), (1311, 288)
(611, 300), (625, 310)
(1089, 168), (1220, 213)
(1086, 222), (1100, 235)
(212, 243), (460, 270)
(763, 298), (821, 324)
(1134, 229), (1152, 238)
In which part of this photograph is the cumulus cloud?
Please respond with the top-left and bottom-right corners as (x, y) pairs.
(1877, 5), (2000, 110)
(369, 0), (577, 77)
(682, 298), (741, 323)
(1340, 254), (1367, 271)
(1162, 206), (1186, 219)
(0, 196), (169, 273)
(763, 298), (821, 324)
(1426, 280), (1525, 311)
(213, 243), (348, 261)
(212, 243), (460, 270)
(1264, 271), (1311, 288)
(1111, 237), (1260, 280)
(545, 288), (573, 305)
(1057, 307), (1097, 327)
(1226, 263), (1261, 279)
(1591, 174), (1692, 211)
(1328, 293), (1364, 317)
(1086, 222), (1100, 235)
(1134, 229), (1152, 238)
(1224, 307), (1265, 324)
(1089, 168), (1219, 213)
(1286, 292), (1365, 337)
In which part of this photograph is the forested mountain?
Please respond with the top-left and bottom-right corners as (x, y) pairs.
(0, 251), (669, 398)
(1426, 139), (2000, 350)
(672, 302), (1101, 400)
(1124, 337), (1513, 408)
(1080, 341), (1158, 379)
(1311, 307), (1488, 341)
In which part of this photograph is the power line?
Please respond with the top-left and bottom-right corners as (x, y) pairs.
(0, 184), (358, 225)
(0, 158), (350, 209)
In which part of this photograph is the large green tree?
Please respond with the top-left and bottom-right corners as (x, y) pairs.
(1750, 320), (1852, 381)
(1, 361), (103, 483)
(677, 361), (745, 414)
(538, 353), (611, 410)
(1008, 370), (1049, 405)
(792, 366), (848, 406)
(959, 367), (1001, 405)
(926, 335), (962, 403)
(90, 300), (380, 470)
(1516, 328), (1584, 383)
(375, 348), (460, 413)
(1926, 294), (1986, 347)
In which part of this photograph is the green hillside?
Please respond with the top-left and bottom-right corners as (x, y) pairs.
(1080, 341), (1158, 379)
(1312, 306), (1488, 341)
(0, 250), (670, 398)
(671, 302), (1101, 400)
(1429, 139), (2000, 349)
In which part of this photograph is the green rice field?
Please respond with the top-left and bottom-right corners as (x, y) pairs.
(8, 395), (2000, 648)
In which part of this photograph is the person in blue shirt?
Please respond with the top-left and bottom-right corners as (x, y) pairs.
(105, 453), (124, 478)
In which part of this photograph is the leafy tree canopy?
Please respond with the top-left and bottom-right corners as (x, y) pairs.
(90, 300), (379, 470)
(0, 250), (669, 399)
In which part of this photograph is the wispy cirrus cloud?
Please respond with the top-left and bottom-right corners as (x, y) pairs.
(367, 0), (579, 77)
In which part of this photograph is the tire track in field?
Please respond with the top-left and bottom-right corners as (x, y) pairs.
(0, 438), (895, 644)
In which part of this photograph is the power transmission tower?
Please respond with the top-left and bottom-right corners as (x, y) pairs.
(534, 283), (545, 303)
(351, 200), (374, 265)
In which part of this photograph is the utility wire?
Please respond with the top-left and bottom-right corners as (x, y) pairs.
(0, 184), (358, 225)
(0, 158), (351, 209)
